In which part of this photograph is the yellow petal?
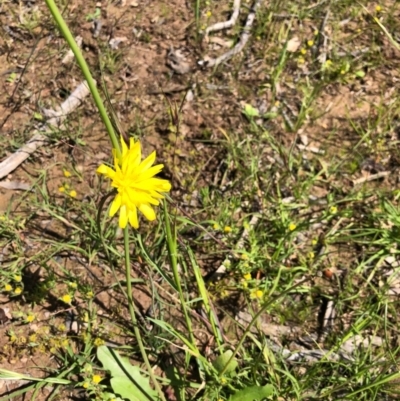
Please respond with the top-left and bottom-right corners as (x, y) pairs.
(110, 194), (122, 217)
(128, 207), (139, 228)
(140, 151), (156, 172)
(121, 136), (128, 157)
(119, 205), (128, 228)
(97, 164), (116, 178)
(137, 164), (164, 181)
(139, 204), (156, 221)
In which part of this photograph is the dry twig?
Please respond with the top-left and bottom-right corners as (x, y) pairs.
(0, 81), (90, 180)
(199, 0), (262, 68)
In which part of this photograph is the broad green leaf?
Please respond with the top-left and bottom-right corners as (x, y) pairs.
(229, 384), (274, 401)
(212, 350), (238, 374)
(97, 346), (159, 401)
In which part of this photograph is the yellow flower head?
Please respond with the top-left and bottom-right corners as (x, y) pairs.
(92, 374), (102, 384)
(14, 287), (22, 295)
(94, 337), (105, 347)
(243, 273), (252, 281)
(63, 170), (72, 178)
(26, 313), (35, 323)
(250, 288), (264, 299)
(4, 284), (12, 292)
(97, 137), (171, 229)
(61, 294), (72, 304)
(69, 190), (77, 198)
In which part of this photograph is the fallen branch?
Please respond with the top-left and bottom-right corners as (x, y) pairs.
(0, 81), (90, 180)
(205, 0), (241, 37)
(352, 171), (390, 186)
(199, 0), (262, 68)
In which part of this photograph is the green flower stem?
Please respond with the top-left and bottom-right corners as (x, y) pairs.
(124, 229), (166, 401)
(163, 201), (197, 348)
(44, 0), (121, 158)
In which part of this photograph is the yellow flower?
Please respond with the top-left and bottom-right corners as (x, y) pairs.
(59, 186), (65, 193)
(94, 337), (105, 347)
(4, 284), (12, 292)
(250, 288), (264, 299)
(82, 382), (90, 389)
(330, 206), (338, 214)
(300, 48), (307, 55)
(63, 170), (72, 178)
(307, 40), (314, 47)
(224, 226), (232, 233)
(9, 333), (17, 343)
(297, 56), (305, 65)
(289, 223), (296, 231)
(61, 294), (72, 304)
(14, 287), (22, 295)
(69, 190), (77, 198)
(375, 5), (382, 12)
(92, 375), (102, 384)
(243, 273), (252, 281)
(13, 275), (22, 282)
(97, 137), (171, 229)
(213, 223), (220, 230)
(26, 313), (35, 323)
(58, 323), (67, 332)
(206, 10), (212, 18)
(28, 334), (37, 342)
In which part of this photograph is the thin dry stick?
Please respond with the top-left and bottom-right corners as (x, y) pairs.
(0, 81), (90, 180)
(205, 0), (241, 36)
(352, 171), (390, 186)
(199, 0), (262, 68)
